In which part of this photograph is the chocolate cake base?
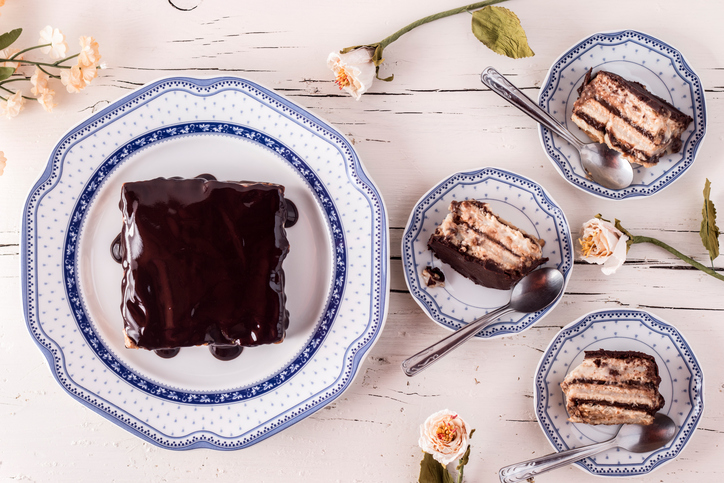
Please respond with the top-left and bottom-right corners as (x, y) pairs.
(427, 236), (529, 290)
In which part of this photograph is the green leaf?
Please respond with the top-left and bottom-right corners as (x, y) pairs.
(700, 178), (720, 264)
(471, 6), (534, 59)
(418, 452), (454, 483)
(0, 28), (22, 51)
(0, 66), (15, 82)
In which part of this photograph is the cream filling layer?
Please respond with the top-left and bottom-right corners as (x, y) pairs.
(563, 383), (659, 407)
(591, 73), (680, 142)
(453, 201), (543, 258)
(572, 102), (665, 158)
(568, 403), (653, 424)
(438, 215), (522, 271)
(562, 358), (654, 384)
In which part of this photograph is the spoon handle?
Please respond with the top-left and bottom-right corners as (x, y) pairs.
(401, 304), (512, 377)
(498, 438), (619, 483)
(480, 66), (584, 149)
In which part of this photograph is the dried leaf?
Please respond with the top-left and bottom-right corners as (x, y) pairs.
(471, 6), (534, 59)
(0, 28), (22, 51)
(700, 178), (720, 264)
(418, 452), (454, 483)
(0, 66), (14, 82)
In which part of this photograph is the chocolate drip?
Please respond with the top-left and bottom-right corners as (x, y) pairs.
(110, 232), (123, 264)
(209, 345), (243, 361)
(284, 199), (298, 228)
(154, 348), (181, 359)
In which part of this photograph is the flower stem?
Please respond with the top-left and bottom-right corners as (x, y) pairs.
(38, 65), (61, 78)
(0, 84), (34, 100)
(0, 77), (31, 83)
(9, 44), (51, 59)
(378, 0), (509, 49)
(54, 53), (79, 65)
(0, 60), (72, 69)
(631, 236), (724, 282)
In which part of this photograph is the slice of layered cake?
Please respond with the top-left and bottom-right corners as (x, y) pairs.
(118, 177), (290, 360)
(427, 200), (547, 290)
(561, 349), (665, 425)
(571, 70), (693, 167)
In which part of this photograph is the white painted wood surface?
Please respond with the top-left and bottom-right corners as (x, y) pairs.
(1, 0), (723, 481)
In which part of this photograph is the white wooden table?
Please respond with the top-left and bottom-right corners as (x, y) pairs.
(1, 1), (722, 481)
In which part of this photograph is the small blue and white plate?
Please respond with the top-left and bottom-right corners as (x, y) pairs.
(21, 77), (389, 450)
(539, 30), (707, 200)
(535, 309), (704, 476)
(401, 167), (572, 337)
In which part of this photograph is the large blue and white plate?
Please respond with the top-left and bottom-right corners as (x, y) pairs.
(535, 309), (704, 476)
(539, 30), (707, 200)
(21, 77), (389, 450)
(402, 167), (572, 337)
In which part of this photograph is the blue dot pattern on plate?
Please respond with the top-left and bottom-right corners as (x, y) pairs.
(538, 30), (706, 200)
(21, 77), (389, 450)
(401, 167), (573, 337)
(534, 309), (704, 476)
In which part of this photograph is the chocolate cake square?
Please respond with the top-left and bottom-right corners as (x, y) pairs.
(119, 177), (289, 351)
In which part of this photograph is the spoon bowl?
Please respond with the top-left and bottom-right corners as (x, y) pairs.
(401, 267), (564, 376)
(616, 413), (678, 453)
(480, 67), (634, 190)
(498, 413), (677, 483)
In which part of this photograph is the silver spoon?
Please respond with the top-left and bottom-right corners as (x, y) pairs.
(480, 66), (634, 190)
(401, 267), (564, 377)
(498, 413), (677, 483)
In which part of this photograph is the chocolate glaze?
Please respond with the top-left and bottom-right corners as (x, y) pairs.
(119, 177), (290, 352)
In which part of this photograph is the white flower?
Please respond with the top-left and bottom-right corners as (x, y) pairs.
(418, 409), (469, 466)
(327, 47), (376, 100)
(39, 26), (68, 59)
(579, 218), (629, 275)
(0, 151), (6, 176)
(0, 90), (25, 119)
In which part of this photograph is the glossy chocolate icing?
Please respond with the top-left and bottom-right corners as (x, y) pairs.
(119, 177), (290, 353)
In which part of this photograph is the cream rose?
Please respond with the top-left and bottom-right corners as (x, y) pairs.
(0, 151), (6, 176)
(327, 47), (376, 101)
(418, 409), (469, 466)
(579, 218), (629, 275)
